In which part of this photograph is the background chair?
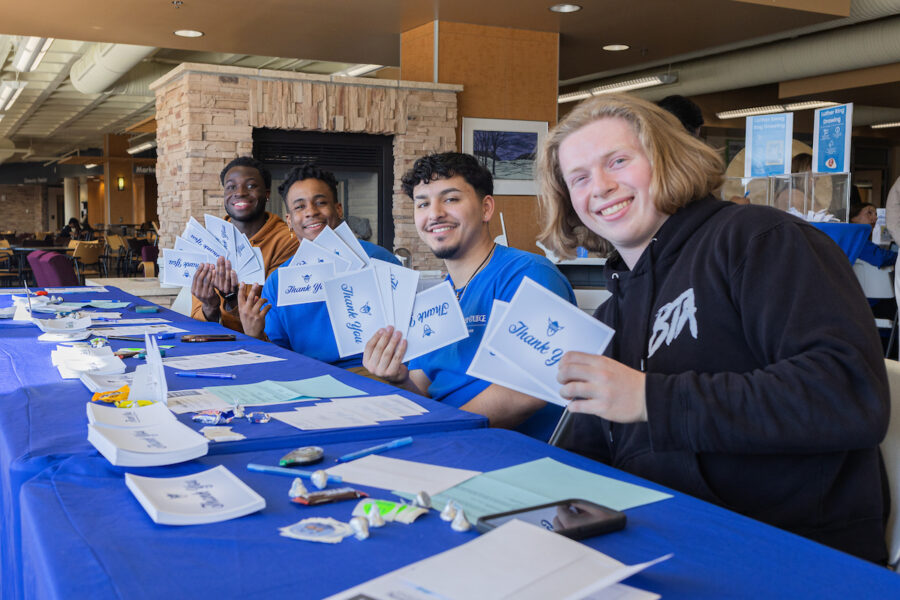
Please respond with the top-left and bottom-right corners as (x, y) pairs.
(140, 245), (159, 277)
(24, 250), (49, 286)
(39, 252), (79, 287)
(104, 234), (128, 276)
(882, 358), (900, 571)
(0, 241), (16, 286)
(71, 241), (105, 285)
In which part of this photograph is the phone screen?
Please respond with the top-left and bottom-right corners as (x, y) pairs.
(483, 501), (620, 533)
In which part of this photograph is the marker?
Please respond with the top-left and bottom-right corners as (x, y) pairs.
(334, 436), (413, 464)
(175, 371), (237, 380)
(246, 463), (343, 483)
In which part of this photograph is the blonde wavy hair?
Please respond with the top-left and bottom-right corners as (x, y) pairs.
(537, 94), (724, 259)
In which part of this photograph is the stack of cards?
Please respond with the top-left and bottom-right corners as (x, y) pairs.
(160, 215), (266, 287)
(467, 277), (616, 406)
(273, 224), (469, 360)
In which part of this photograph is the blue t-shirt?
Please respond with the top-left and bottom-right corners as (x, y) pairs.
(410, 244), (575, 441)
(262, 239), (399, 368)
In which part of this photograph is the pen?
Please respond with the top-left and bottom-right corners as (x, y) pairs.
(334, 436), (413, 464)
(175, 371), (237, 380)
(246, 463), (343, 483)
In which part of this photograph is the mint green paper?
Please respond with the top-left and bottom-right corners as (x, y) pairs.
(274, 375), (364, 399)
(204, 375), (364, 406)
(204, 380), (309, 406)
(88, 300), (131, 308)
(400, 457), (672, 521)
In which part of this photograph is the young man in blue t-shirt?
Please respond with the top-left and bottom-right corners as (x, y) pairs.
(237, 164), (398, 368)
(364, 152), (575, 440)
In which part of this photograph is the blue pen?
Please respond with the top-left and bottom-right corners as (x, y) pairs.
(247, 463), (343, 483)
(334, 436), (413, 464)
(175, 371), (237, 380)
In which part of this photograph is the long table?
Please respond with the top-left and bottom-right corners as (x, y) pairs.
(0, 286), (485, 599)
(19, 428), (900, 599)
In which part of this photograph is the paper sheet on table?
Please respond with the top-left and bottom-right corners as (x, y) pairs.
(270, 403), (380, 430)
(100, 318), (171, 325)
(419, 457), (672, 521)
(162, 349), (285, 370)
(274, 375), (364, 399)
(326, 394), (426, 418)
(165, 388), (233, 414)
(327, 455), (480, 496)
(203, 380), (306, 405)
(324, 520), (670, 600)
(42, 286), (108, 293)
(89, 324), (188, 336)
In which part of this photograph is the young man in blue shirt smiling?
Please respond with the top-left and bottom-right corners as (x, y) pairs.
(364, 152), (575, 440)
(237, 164), (398, 368)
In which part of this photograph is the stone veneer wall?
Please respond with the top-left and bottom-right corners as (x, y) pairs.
(150, 63), (462, 271)
(0, 184), (46, 234)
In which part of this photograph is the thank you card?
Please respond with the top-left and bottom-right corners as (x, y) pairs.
(324, 267), (388, 357)
(404, 281), (468, 362)
(277, 262), (336, 306)
(161, 249), (207, 287)
(484, 277), (615, 398)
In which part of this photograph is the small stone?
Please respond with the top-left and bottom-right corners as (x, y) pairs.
(288, 478), (308, 498)
(310, 470), (328, 490)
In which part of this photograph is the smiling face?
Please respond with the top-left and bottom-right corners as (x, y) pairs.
(558, 117), (668, 268)
(284, 178), (343, 241)
(412, 175), (493, 260)
(223, 165), (269, 223)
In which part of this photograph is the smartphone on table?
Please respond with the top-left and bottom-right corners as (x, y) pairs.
(475, 499), (626, 540)
(180, 334), (236, 342)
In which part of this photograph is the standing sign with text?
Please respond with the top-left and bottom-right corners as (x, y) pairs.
(744, 113), (793, 178)
(813, 103), (853, 173)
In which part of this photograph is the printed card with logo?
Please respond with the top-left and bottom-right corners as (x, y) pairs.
(314, 226), (366, 272)
(323, 267), (388, 358)
(390, 263), (420, 339)
(160, 249), (208, 287)
(234, 231), (255, 271)
(182, 217), (227, 261)
(204, 214), (237, 263)
(276, 262), (336, 307)
(484, 277), (615, 398)
(467, 300), (562, 405)
(290, 238), (351, 272)
(173, 236), (195, 253)
(236, 246), (265, 285)
(404, 281), (468, 362)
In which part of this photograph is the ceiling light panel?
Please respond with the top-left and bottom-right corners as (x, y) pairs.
(558, 74), (676, 104)
(13, 37), (53, 72)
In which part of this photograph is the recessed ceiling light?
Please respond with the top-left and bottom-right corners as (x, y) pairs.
(174, 29), (204, 38)
(549, 4), (582, 13)
(871, 121), (900, 129)
(603, 44), (630, 52)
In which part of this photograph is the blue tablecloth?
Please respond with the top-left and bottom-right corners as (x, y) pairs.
(811, 222), (871, 263)
(19, 428), (900, 599)
(0, 286), (485, 599)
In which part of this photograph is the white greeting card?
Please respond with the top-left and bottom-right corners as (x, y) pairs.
(204, 214), (237, 262)
(173, 236), (195, 253)
(484, 277), (615, 398)
(467, 300), (562, 405)
(323, 267), (388, 358)
(390, 263), (420, 339)
(182, 217), (227, 261)
(334, 221), (369, 266)
(290, 238), (351, 272)
(403, 281), (469, 362)
(276, 262), (336, 306)
(236, 246), (265, 285)
(160, 249), (208, 287)
(314, 226), (366, 272)
(370, 259), (396, 326)
(234, 231), (255, 271)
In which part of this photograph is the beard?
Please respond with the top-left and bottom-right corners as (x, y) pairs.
(432, 243), (461, 260)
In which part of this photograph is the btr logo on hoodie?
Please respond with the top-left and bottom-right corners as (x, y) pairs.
(648, 288), (698, 358)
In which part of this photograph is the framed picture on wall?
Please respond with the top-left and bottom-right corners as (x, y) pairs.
(462, 118), (549, 195)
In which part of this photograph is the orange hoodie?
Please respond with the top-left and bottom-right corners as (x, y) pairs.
(190, 212), (298, 332)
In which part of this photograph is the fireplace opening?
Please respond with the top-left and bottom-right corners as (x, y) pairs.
(253, 128), (395, 251)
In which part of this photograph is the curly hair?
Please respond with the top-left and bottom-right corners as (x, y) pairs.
(277, 163), (340, 204)
(401, 152), (493, 199)
(537, 94), (724, 259)
(220, 156), (272, 190)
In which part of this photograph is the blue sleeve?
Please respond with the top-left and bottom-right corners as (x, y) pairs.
(261, 269), (290, 350)
(498, 262), (576, 305)
(361, 241), (401, 265)
(858, 242), (897, 268)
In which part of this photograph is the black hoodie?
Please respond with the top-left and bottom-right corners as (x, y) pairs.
(561, 196), (890, 563)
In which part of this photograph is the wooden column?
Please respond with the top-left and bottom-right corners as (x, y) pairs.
(104, 134), (133, 227)
(401, 21), (559, 252)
